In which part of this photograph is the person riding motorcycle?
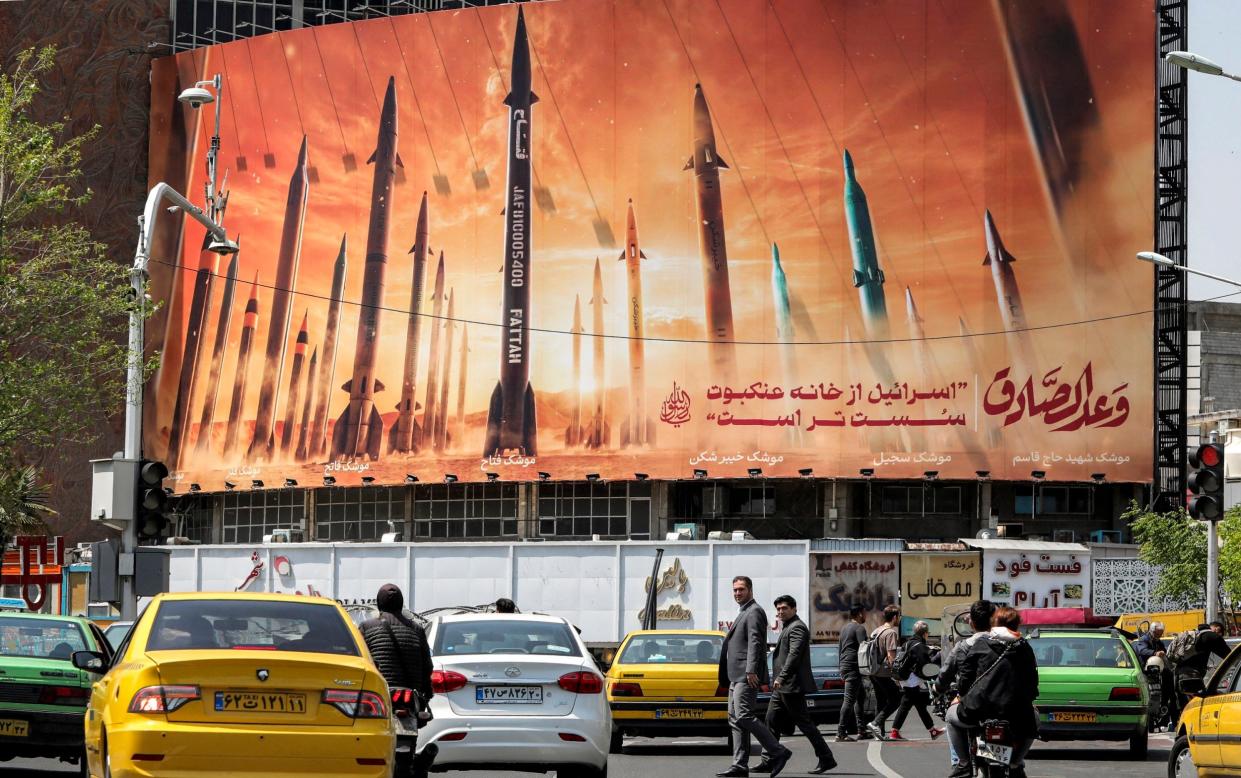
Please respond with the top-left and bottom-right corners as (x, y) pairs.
(951, 606), (1039, 778)
(934, 600), (996, 777)
(359, 584), (435, 777)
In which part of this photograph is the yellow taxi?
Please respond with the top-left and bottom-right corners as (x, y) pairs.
(1170, 641), (1241, 777)
(604, 629), (727, 752)
(72, 592), (395, 777)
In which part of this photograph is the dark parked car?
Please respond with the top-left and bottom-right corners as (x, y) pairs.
(757, 644), (860, 722)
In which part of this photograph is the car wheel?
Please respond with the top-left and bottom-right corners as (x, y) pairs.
(77, 748), (89, 778)
(1167, 735), (1194, 778)
(1129, 729), (1149, 760)
(608, 729), (623, 754)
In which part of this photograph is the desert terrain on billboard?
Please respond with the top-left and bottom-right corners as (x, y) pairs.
(146, 0), (1154, 490)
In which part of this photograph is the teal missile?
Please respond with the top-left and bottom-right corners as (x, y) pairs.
(843, 149), (888, 337)
(771, 243), (793, 343)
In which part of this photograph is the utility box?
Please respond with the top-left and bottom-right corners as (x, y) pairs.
(134, 548), (170, 597)
(88, 539), (119, 603)
(91, 456), (137, 530)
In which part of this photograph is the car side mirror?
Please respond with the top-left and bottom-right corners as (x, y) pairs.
(1178, 677), (1206, 697)
(72, 650), (107, 674)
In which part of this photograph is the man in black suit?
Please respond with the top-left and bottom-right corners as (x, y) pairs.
(754, 595), (837, 775)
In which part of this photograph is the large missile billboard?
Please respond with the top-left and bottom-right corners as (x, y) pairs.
(147, 0), (1154, 490)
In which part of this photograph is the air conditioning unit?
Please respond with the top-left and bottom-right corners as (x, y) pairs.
(1053, 529), (1077, 543)
(996, 523), (1024, 538)
(1090, 530), (1123, 543)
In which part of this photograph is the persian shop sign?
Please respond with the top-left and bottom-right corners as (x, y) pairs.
(0, 536), (64, 611)
(899, 553), (981, 621)
(981, 550), (1090, 609)
(146, 0), (1153, 490)
(638, 557), (693, 623)
(809, 553), (898, 642)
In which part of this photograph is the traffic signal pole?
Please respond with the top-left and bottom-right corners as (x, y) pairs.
(1208, 521), (1219, 624)
(122, 184), (228, 619)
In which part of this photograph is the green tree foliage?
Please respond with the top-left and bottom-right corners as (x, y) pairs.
(0, 465), (56, 548)
(1126, 502), (1241, 608)
(0, 47), (137, 540)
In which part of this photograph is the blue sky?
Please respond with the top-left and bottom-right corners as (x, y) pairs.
(1188, 0), (1241, 301)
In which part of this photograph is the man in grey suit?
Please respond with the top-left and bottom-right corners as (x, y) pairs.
(754, 595), (836, 774)
(717, 576), (791, 778)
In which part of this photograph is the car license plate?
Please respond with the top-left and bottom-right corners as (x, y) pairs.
(1050, 711), (1097, 723)
(476, 685), (543, 704)
(0, 719), (29, 737)
(654, 708), (705, 719)
(976, 740), (1013, 765)
(214, 691), (307, 713)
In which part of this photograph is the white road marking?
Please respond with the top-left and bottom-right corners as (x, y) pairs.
(866, 740), (904, 778)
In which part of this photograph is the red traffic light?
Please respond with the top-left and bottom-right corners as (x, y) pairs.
(1199, 444), (1222, 468)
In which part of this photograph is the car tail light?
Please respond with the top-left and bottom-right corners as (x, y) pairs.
(821, 679), (844, 690)
(558, 672), (603, 694)
(431, 670), (468, 694)
(609, 681), (643, 697)
(559, 733), (587, 742)
(38, 685), (91, 706)
(322, 689), (388, 718)
(440, 732), (468, 741)
(714, 684), (728, 697)
(1109, 686), (1142, 701)
(129, 685), (200, 713)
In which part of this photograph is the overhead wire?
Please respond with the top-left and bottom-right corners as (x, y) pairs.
(148, 254), (1212, 347)
(387, 16), (447, 181)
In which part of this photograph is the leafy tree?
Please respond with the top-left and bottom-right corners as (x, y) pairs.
(0, 465), (56, 549)
(0, 47), (140, 542)
(1126, 501), (1241, 612)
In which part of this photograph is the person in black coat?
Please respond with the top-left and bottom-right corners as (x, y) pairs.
(953, 606), (1039, 778)
(753, 596), (837, 775)
(359, 584), (434, 702)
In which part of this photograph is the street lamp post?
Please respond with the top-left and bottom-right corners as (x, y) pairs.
(1165, 51), (1241, 83)
(118, 75), (235, 620)
(1136, 251), (1240, 625)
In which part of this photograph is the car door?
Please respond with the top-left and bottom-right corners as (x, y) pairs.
(1210, 650), (1241, 774)
(1196, 649), (1241, 771)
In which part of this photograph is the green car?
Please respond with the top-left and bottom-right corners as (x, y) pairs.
(1027, 628), (1149, 759)
(0, 612), (111, 774)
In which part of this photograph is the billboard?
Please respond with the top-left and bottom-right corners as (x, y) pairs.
(146, 0), (1154, 490)
(808, 552), (899, 642)
(899, 552), (981, 626)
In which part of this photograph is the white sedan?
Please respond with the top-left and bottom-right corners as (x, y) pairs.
(420, 613), (610, 777)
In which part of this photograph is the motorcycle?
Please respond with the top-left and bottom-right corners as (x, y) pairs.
(390, 687), (436, 778)
(971, 719), (1014, 778)
(1144, 656), (1171, 732)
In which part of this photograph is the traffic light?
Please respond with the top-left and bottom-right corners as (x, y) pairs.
(137, 459), (170, 540)
(1188, 443), (1225, 521)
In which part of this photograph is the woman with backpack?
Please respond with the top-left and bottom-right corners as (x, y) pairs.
(889, 620), (945, 740)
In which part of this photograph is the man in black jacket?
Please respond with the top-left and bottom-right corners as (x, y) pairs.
(952, 606), (1038, 778)
(754, 596), (837, 775)
(360, 584), (434, 776)
(936, 600), (994, 778)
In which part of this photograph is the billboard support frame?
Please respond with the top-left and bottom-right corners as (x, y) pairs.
(1153, 0), (1189, 512)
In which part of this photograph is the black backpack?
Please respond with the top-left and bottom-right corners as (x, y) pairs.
(959, 638), (1024, 724)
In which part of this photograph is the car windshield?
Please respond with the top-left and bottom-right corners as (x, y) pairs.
(618, 634), (723, 664)
(434, 620), (580, 656)
(810, 644), (839, 667)
(0, 617), (88, 661)
(146, 599), (358, 655)
(1031, 636), (1133, 668)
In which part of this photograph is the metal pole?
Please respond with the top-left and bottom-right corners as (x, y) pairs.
(121, 183), (228, 619)
(1207, 520), (1220, 624)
